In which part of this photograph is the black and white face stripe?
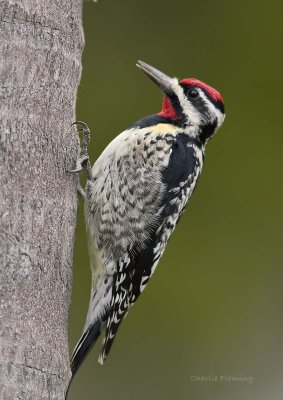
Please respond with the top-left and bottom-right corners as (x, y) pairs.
(136, 61), (225, 137)
(173, 82), (225, 131)
(182, 84), (225, 114)
(169, 78), (205, 128)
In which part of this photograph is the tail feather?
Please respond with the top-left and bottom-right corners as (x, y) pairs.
(98, 318), (122, 365)
(71, 321), (102, 376)
(98, 299), (129, 364)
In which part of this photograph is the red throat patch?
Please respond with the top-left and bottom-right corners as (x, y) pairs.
(180, 78), (224, 103)
(158, 96), (179, 120)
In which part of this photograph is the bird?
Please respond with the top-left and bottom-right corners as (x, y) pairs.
(70, 60), (225, 376)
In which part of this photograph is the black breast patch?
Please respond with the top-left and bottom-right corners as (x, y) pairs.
(163, 133), (198, 191)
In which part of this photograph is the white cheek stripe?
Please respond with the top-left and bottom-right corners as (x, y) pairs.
(170, 78), (225, 131)
(171, 78), (203, 129)
(198, 91), (225, 128)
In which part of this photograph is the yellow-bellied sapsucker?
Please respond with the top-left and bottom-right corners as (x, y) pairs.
(70, 61), (225, 376)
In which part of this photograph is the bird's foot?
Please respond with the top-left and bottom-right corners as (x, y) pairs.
(68, 121), (94, 181)
(69, 154), (89, 174)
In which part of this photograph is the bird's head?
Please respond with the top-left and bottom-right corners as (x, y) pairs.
(137, 60), (225, 143)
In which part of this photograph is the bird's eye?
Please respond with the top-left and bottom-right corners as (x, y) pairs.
(188, 89), (199, 99)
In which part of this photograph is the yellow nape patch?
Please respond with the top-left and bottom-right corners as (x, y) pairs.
(149, 123), (179, 135)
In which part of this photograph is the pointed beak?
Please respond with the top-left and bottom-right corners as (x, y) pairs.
(136, 60), (175, 96)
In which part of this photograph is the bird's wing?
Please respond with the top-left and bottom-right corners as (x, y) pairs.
(99, 135), (202, 363)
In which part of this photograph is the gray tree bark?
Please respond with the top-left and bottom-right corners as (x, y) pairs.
(0, 1), (84, 398)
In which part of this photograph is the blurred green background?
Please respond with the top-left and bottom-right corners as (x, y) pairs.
(69, 1), (283, 399)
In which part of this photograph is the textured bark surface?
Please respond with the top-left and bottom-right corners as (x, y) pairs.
(0, 1), (84, 398)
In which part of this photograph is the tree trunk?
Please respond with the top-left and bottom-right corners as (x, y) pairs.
(0, 1), (83, 398)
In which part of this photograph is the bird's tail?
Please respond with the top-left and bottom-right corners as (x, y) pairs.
(71, 321), (102, 377)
